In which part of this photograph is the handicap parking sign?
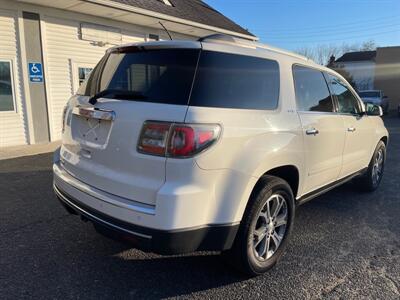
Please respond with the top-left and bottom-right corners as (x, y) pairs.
(28, 62), (43, 83)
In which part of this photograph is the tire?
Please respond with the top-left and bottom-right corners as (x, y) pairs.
(356, 140), (386, 192)
(222, 175), (295, 276)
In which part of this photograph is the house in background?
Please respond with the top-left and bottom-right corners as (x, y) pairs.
(374, 46), (400, 111)
(0, 0), (256, 147)
(333, 50), (377, 91)
(333, 47), (400, 110)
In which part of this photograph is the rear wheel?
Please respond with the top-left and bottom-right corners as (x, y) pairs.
(356, 141), (386, 192)
(222, 175), (295, 276)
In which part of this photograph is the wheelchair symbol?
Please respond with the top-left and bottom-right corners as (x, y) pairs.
(28, 62), (43, 82)
(31, 64), (40, 74)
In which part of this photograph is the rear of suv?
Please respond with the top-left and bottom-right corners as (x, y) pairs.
(53, 35), (388, 275)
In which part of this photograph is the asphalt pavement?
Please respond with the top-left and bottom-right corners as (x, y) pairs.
(1, 116), (399, 299)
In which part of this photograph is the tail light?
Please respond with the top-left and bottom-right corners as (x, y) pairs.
(138, 121), (221, 158)
(137, 122), (170, 156)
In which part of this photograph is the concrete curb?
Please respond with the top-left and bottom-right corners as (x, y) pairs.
(0, 141), (61, 160)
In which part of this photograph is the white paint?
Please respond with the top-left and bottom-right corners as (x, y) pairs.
(54, 40), (388, 233)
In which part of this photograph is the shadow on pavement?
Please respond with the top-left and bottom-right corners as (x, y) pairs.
(1, 117), (399, 299)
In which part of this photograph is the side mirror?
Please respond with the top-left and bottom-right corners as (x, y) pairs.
(383, 95), (388, 99)
(365, 103), (383, 116)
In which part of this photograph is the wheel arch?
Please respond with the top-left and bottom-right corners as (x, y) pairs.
(244, 165), (300, 216)
(380, 136), (388, 146)
(234, 164), (301, 224)
(261, 165), (300, 199)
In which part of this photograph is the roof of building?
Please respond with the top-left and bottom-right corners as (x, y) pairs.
(110, 0), (254, 37)
(335, 50), (377, 63)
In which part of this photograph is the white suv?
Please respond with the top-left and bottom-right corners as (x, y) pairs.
(53, 35), (388, 275)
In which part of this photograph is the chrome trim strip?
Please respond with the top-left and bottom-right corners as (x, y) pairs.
(297, 110), (365, 117)
(53, 162), (156, 215)
(297, 111), (337, 115)
(72, 106), (115, 121)
(54, 184), (152, 240)
(296, 168), (367, 204)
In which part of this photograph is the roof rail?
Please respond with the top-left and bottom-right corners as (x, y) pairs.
(199, 34), (312, 62)
(256, 44), (310, 62)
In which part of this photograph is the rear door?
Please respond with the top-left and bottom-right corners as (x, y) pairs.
(326, 73), (373, 177)
(61, 47), (200, 205)
(293, 65), (346, 194)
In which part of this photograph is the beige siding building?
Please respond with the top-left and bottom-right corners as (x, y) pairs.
(334, 47), (400, 110)
(0, 0), (255, 147)
(374, 47), (400, 110)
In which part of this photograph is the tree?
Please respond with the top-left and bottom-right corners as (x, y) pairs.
(296, 44), (342, 65)
(360, 40), (377, 51)
(330, 64), (357, 90)
(295, 40), (378, 66)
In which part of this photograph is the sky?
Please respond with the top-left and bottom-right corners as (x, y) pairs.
(204, 0), (400, 51)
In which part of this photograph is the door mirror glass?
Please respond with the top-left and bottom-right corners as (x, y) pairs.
(365, 103), (383, 116)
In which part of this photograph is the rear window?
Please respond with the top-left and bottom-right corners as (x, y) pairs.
(77, 48), (280, 110)
(190, 51), (280, 110)
(78, 49), (200, 105)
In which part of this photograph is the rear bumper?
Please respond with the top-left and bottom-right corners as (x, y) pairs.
(54, 184), (239, 255)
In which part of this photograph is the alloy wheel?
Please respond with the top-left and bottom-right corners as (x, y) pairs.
(252, 194), (288, 261)
(372, 148), (384, 185)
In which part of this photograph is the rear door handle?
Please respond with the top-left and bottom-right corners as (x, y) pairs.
(347, 127), (356, 132)
(306, 128), (319, 135)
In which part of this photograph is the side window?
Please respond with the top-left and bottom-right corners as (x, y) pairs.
(326, 74), (361, 114)
(293, 65), (333, 112)
(190, 51), (280, 110)
(0, 60), (15, 112)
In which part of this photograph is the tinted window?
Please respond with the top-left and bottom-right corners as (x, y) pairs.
(293, 65), (333, 112)
(327, 74), (361, 114)
(190, 51), (280, 110)
(0, 61), (14, 111)
(78, 49), (199, 105)
(358, 91), (380, 98)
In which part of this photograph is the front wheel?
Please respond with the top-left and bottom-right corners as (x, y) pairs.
(222, 175), (295, 276)
(356, 141), (386, 192)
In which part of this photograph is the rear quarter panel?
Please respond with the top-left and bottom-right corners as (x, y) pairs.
(185, 58), (305, 222)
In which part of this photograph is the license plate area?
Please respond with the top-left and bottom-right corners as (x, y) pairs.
(71, 107), (114, 149)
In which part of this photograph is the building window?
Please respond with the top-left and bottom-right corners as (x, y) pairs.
(148, 34), (159, 41)
(78, 67), (93, 86)
(0, 61), (15, 112)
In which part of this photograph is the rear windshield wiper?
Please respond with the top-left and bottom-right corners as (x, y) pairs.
(88, 89), (147, 105)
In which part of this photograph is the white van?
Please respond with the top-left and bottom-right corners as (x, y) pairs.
(54, 35), (388, 275)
